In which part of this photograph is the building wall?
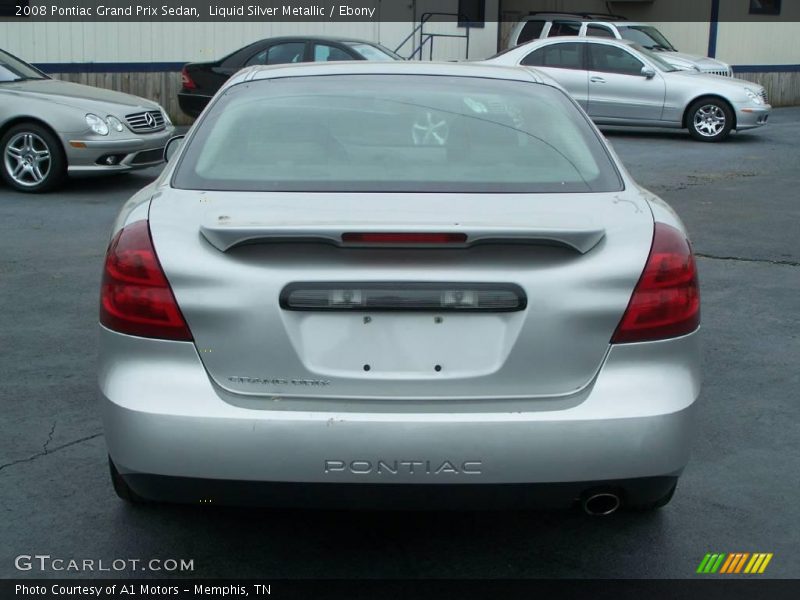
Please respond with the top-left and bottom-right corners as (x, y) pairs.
(0, 21), (382, 64)
(663, 20), (800, 106)
(0, 1), (500, 123)
(498, 0), (711, 35)
(0, 4), (500, 64)
(393, 0), (501, 61)
(716, 22), (800, 64)
(2, 0), (799, 112)
(0, 21), (381, 122)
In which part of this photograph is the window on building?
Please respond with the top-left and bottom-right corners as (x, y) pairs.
(458, 0), (486, 28)
(749, 0), (781, 15)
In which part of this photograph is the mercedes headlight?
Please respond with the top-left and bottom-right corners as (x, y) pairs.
(85, 114), (109, 136)
(745, 88), (764, 105)
(162, 110), (173, 126)
(106, 115), (125, 132)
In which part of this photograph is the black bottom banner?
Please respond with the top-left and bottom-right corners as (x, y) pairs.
(3, 579), (800, 600)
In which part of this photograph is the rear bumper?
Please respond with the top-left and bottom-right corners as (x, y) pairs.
(104, 398), (696, 485)
(121, 473), (679, 510)
(177, 92), (210, 118)
(99, 326), (701, 505)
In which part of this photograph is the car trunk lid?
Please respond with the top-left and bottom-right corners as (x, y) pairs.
(149, 189), (653, 401)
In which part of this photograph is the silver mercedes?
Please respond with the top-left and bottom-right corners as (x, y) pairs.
(1, 48), (174, 192)
(99, 61), (701, 514)
(486, 37), (771, 142)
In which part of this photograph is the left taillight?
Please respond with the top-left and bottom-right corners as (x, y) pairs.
(181, 66), (197, 90)
(100, 220), (193, 341)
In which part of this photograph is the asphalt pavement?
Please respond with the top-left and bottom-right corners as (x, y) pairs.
(1, 112), (798, 579)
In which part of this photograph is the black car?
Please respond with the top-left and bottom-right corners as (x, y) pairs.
(178, 36), (402, 117)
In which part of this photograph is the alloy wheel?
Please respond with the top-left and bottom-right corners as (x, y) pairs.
(4, 132), (52, 187)
(693, 104), (727, 137)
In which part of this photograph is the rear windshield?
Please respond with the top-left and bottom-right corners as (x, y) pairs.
(172, 75), (622, 193)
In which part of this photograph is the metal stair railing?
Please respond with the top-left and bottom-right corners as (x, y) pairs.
(393, 12), (472, 61)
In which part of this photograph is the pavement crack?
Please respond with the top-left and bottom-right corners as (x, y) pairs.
(696, 253), (799, 267)
(42, 421), (57, 455)
(0, 432), (104, 473)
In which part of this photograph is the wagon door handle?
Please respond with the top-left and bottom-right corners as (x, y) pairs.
(590, 76), (606, 83)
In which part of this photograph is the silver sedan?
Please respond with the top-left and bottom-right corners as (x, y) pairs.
(100, 62), (700, 513)
(485, 37), (771, 142)
(1, 49), (174, 192)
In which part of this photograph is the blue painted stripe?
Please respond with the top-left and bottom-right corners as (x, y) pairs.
(33, 62), (185, 73)
(733, 64), (800, 73)
(708, 0), (720, 58)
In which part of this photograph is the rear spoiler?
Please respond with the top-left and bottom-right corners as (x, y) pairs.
(200, 222), (606, 254)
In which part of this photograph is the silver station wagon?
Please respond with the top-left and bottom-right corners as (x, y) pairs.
(99, 62), (701, 514)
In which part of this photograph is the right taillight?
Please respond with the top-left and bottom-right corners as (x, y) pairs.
(100, 220), (193, 341)
(611, 222), (700, 344)
(181, 66), (196, 90)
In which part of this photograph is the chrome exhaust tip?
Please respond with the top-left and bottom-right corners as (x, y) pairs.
(582, 492), (621, 516)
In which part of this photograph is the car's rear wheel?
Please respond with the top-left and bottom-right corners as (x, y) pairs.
(108, 456), (148, 504)
(687, 99), (734, 142)
(1, 123), (66, 192)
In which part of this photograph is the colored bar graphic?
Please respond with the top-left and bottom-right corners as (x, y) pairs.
(734, 553), (750, 573)
(726, 553), (741, 574)
(705, 554), (721, 573)
(758, 553), (773, 573)
(719, 553), (736, 573)
(710, 553), (726, 573)
(745, 554), (762, 573)
(697, 553), (713, 573)
(698, 553), (727, 573)
(699, 552), (773, 575)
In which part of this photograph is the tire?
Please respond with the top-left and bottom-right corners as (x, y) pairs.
(108, 456), (147, 504)
(0, 122), (67, 192)
(687, 98), (734, 142)
(627, 481), (677, 512)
